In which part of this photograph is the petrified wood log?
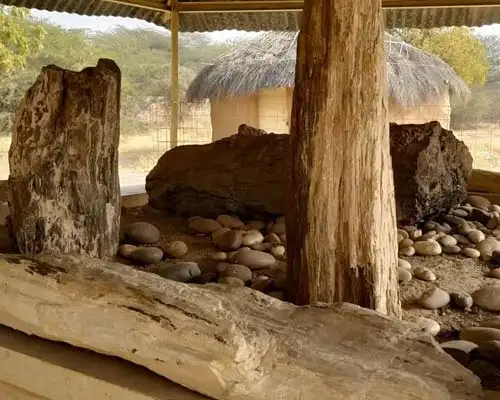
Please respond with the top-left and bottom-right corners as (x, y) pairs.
(0, 253), (483, 400)
(8, 59), (121, 258)
(146, 122), (472, 225)
(285, 0), (399, 313)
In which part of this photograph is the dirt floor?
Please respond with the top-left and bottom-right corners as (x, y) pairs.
(2, 204), (499, 340)
(120, 205), (500, 339)
(401, 255), (499, 340)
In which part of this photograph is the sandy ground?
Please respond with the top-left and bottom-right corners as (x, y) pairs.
(401, 255), (499, 340)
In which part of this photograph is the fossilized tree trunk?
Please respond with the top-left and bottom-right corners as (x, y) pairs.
(286, 0), (401, 316)
(8, 59), (121, 258)
(0, 253), (484, 400)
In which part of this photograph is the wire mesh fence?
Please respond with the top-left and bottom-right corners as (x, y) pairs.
(1, 47), (500, 187)
(2, 91), (500, 187)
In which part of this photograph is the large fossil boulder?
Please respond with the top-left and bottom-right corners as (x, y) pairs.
(390, 121), (473, 224)
(146, 122), (472, 224)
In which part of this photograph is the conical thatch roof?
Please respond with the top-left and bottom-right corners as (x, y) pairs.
(186, 32), (470, 109)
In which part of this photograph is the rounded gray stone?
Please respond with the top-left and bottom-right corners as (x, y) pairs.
(472, 285), (500, 312)
(129, 246), (164, 265)
(124, 222), (160, 245)
(151, 262), (201, 282)
(419, 287), (450, 309)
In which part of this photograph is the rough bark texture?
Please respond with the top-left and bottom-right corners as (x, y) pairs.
(391, 122), (473, 225)
(8, 59), (121, 258)
(0, 253), (484, 400)
(286, 0), (400, 313)
(146, 122), (471, 226)
(0, 180), (8, 204)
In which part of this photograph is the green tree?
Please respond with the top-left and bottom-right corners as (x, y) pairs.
(450, 33), (500, 129)
(0, 12), (236, 137)
(0, 20), (90, 135)
(389, 27), (488, 86)
(0, 6), (45, 74)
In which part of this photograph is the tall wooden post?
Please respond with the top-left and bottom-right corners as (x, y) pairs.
(286, 0), (401, 317)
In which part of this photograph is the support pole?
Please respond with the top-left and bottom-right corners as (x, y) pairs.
(286, 0), (401, 317)
(170, 1), (179, 149)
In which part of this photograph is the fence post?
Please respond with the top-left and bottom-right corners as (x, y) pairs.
(170, 0), (179, 149)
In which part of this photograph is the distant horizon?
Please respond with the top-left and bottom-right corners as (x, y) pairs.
(30, 9), (500, 38)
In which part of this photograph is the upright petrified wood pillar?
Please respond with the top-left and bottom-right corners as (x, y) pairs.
(8, 59), (121, 258)
(286, 0), (401, 316)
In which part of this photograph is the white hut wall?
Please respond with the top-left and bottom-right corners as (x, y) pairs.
(257, 88), (291, 134)
(388, 90), (451, 129)
(210, 95), (259, 141)
(208, 88), (451, 141)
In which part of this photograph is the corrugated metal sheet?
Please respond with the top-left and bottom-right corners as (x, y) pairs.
(2, 0), (500, 31)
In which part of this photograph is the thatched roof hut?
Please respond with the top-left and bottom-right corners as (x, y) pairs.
(186, 32), (470, 138)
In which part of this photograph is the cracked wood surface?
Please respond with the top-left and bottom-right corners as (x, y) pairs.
(8, 59), (121, 258)
(286, 0), (400, 313)
(0, 253), (484, 400)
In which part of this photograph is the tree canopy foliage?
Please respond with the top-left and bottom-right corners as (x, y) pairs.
(388, 27), (500, 130)
(0, 11), (235, 136)
(0, 6), (45, 74)
(3, 12), (500, 135)
(389, 27), (489, 87)
(449, 31), (500, 129)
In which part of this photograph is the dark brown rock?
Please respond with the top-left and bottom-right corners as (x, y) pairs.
(441, 340), (478, 367)
(196, 272), (218, 284)
(468, 359), (500, 391)
(478, 340), (500, 366)
(213, 230), (243, 251)
(468, 208), (491, 225)
(146, 122), (472, 223)
(146, 133), (288, 220)
(467, 195), (491, 211)
(389, 122), (472, 224)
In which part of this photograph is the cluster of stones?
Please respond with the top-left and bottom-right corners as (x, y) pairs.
(406, 195), (500, 258)
(118, 222), (202, 282)
(397, 195), (500, 286)
(405, 277), (500, 326)
(117, 215), (289, 298)
(441, 317), (500, 390)
(397, 195), (500, 334)
(187, 215), (287, 298)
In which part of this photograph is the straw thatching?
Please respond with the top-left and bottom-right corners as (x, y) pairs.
(186, 32), (470, 109)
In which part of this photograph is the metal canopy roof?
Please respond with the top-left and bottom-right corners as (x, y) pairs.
(1, 0), (500, 31)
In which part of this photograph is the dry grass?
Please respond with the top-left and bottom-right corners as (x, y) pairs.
(0, 124), (213, 184)
(0, 134), (161, 181)
(454, 125), (500, 172)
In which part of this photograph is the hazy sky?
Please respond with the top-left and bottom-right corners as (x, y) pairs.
(30, 10), (252, 41)
(31, 9), (500, 37)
